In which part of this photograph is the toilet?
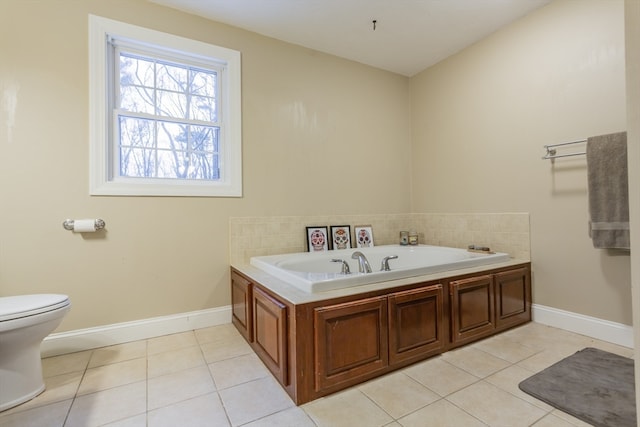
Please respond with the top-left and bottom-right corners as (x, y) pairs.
(0, 294), (71, 412)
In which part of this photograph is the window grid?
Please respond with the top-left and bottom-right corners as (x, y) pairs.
(113, 47), (222, 181)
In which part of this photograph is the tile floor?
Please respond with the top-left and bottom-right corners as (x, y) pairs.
(0, 322), (634, 427)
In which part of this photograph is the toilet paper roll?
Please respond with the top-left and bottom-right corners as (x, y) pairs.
(73, 219), (97, 233)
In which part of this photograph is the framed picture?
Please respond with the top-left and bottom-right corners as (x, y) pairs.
(330, 225), (352, 250)
(354, 225), (374, 248)
(306, 226), (329, 252)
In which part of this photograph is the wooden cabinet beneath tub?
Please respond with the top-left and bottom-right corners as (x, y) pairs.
(230, 263), (530, 405)
(449, 267), (531, 347)
(314, 295), (389, 392)
(231, 271), (252, 342)
(388, 284), (445, 365)
(252, 286), (288, 385)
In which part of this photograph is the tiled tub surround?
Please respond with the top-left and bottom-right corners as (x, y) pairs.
(230, 213), (530, 265)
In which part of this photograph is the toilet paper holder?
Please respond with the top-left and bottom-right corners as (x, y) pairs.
(62, 219), (106, 231)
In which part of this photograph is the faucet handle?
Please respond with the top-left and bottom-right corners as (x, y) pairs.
(330, 259), (351, 274)
(380, 255), (398, 271)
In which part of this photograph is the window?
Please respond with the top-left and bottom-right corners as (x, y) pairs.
(89, 15), (242, 197)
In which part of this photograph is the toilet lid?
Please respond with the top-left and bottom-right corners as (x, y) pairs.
(0, 294), (70, 322)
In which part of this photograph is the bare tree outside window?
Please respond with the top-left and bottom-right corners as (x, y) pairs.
(117, 53), (220, 180)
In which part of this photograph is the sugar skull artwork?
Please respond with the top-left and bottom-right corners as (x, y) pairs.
(306, 226), (329, 252)
(330, 226), (351, 250)
(355, 226), (374, 248)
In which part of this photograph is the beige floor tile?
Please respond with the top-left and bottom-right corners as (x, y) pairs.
(195, 323), (242, 345)
(358, 372), (440, 418)
(303, 388), (393, 427)
(397, 399), (487, 427)
(103, 413), (147, 427)
(0, 399), (71, 427)
(531, 413), (583, 427)
(447, 381), (547, 427)
(48, 372), (89, 411)
(208, 353), (270, 390)
(242, 406), (316, 427)
(0, 370), (83, 415)
(403, 357), (479, 396)
(148, 365), (216, 410)
(219, 376), (295, 426)
(550, 409), (595, 427)
(77, 357), (147, 395)
(504, 324), (593, 356)
(200, 334), (253, 363)
(470, 333), (540, 363)
(66, 381), (146, 427)
(484, 364), (554, 411)
(516, 349), (575, 373)
(88, 340), (147, 368)
(147, 331), (198, 355)
(587, 338), (634, 358)
(42, 350), (92, 378)
(441, 346), (511, 378)
(148, 393), (230, 427)
(14, 321), (628, 427)
(147, 345), (206, 378)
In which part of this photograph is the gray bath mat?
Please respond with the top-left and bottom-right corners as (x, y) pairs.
(519, 347), (636, 427)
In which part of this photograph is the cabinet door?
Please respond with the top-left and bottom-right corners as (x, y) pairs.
(450, 275), (495, 345)
(495, 268), (531, 330)
(231, 271), (252, 342)
(388, 284), (444, 365)
(314, 296), (388, 392)
(253, 286), (288, 385)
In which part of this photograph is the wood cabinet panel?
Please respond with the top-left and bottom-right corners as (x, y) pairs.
(253, 286), (288, 385)
(495, 267), (531, 330)
(231, 271), (252, 342)
(450, 275), (495, 344)
(314, 296), (388, 391)
(388, 284), (444, 365)
(231, 263), (531, 405)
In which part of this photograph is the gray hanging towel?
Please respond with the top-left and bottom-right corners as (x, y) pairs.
(586, 131), (629, 249)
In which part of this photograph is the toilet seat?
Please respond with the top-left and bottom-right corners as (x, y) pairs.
(0, 294), (70, 322)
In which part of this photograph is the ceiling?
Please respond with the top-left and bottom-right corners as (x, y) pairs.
(149, 0), (552, 77)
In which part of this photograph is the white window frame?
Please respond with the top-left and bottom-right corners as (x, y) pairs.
(89, 15), (242, 197)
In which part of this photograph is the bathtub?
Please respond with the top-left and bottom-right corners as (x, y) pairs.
(250, 245), (510, 293)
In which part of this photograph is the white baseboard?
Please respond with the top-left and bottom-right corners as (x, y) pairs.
(41, 305), (232, 358)
(532, 304), (634, 348)
(41, 303), (633, 358)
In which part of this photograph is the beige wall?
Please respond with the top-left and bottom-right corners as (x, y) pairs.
(411, 0), (631, 324)
(0, 0), (412, 331)
(0, 0), (631, 333)
(624, 0), (640, 409)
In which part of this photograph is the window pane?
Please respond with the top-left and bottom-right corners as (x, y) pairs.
(189, 152), (217, 179)
(191, 126), (219, 152)
(190, 95), (217, 122)
(157, 89), (187, 119)
(119, 116), (154, 148)
(157, 121), (187, 151)
(120, 85), (155, 114)
(120, 54), (155, 88)
(120, 147), (156, 177)
(156, 149), (188, 179)
(157, 62), (187, 93)
(190, 70), (216, 97)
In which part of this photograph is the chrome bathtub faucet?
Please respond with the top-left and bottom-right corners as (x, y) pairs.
(330, 259), (351, 274)
(351, 251), (372, 273)
(380, 255), (398, 271)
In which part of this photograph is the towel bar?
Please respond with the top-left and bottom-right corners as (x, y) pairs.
(542, 139), (587, 160)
